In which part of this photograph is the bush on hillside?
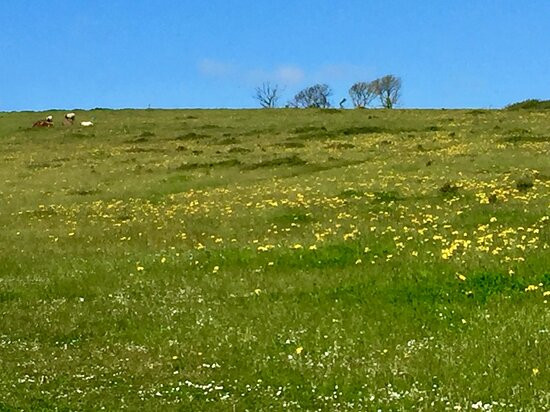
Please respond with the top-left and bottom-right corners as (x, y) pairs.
(505, 99), (550, 110)
(288, 84), (332, 108)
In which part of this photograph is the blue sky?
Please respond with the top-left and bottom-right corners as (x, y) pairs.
(1, 1), (548, 111)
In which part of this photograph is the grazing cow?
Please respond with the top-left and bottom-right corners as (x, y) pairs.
(32, 115), (54, 127)
(63, 112), (76, 126)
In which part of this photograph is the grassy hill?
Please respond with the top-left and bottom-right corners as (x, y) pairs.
(0, 108), (549, 410)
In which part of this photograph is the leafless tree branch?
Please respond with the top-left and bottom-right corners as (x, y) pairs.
(254, 82), (280, 108)
(349, 81), (377, 108)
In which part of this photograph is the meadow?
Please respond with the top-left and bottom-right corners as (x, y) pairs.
(0, 108), (548, 411)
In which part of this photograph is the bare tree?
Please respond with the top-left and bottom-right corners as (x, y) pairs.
(289, 84), (332, 108)
(349, 81), (377, 108)
(254, 82), (280, 108)
(372, 75), (401, 109)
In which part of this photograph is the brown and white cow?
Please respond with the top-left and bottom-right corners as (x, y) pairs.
(32, 115), (54, 128)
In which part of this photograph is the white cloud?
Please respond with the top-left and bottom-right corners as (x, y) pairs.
(197, 59), (374, 89)
(314, 63), (375, 82)
(274, 65), (305, 85)
(243, 68), (270, 85)
(198, 59), (306, 87)
(242, 65), (305, 86)
(197, 58), (235, 77)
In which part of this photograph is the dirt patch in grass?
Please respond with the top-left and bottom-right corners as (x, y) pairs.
(173, 132), (211, 141)
(174, 158), (242, 171)
(215, 137), (240, 145)
(502, 133), (549, 143)
(293, 125), (418, 140)
(228, 146), (251, 153)
(139, 131), (156, 137)
(125, 146), (165, 153)
(326, 142), (355, 149)
(340, 126), (385, 135)
(66, 188), (101, 196)
(278, 141), (306, 148)
(242, 155), (307, 170)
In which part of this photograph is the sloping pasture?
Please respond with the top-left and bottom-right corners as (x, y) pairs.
(0, 108), (548, 410)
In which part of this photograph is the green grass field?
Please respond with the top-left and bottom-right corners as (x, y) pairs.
(0, 108), (548, 411)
